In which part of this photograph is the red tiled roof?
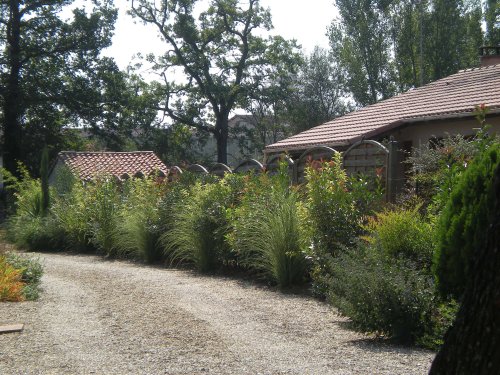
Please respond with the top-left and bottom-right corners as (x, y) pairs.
(56, 151), (168, 180)
(265, 64), (500, 152)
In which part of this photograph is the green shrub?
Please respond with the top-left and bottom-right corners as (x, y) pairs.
(114, 177), (165, 263)
(4, 164), (64, 251)
(86, 177), (121, 256)
(304, 154), (381, 296)
(364, 206), (435, 268)
(4, 252), (44, 300)
(435, 143), (500, 298)
(229, 169), (308, 287)
(328, 242), (451, 347)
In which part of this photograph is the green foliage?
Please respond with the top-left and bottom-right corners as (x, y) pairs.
(162, 175), (243, 272)
(304, 154), (382, 296)
(0, 0), (119, 174)
(406, 134), (482, 211)
(435, 143), (500, 298)
(85, 178), (121, 257)
(40, 147), (50, 216)
(5, 252), (44, 300)
(364, 207), (435, 268)
(4, 164), (64, 251)
(329, 0), (484, 106)
(114, 177), (165, 263)
(131, 0), (302, 163)
(328, 242), (449, 347)
(51, 181), (94, 252)
(229, 169), (308, 287)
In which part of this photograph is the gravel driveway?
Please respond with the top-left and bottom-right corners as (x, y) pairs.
(0, 252), (434, 374)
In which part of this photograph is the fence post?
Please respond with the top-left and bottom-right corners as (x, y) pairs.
(387, 137), (399, 203)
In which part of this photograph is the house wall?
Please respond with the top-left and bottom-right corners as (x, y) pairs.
(386, 115), (500, 149)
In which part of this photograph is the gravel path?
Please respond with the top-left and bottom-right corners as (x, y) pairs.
(0, 252), (434, 374)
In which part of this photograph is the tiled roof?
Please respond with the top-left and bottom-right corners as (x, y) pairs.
(265, 64), (500, 152)
(56, 151), (168, 180)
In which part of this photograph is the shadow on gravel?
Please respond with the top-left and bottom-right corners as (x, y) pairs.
(347, 336), (435, 355)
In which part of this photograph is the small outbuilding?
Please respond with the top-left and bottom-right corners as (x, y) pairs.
(48, 151), (169, 184)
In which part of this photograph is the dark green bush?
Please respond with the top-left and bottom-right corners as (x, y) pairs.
(328, 242), (454, 347)
(435, 143), (500, 298)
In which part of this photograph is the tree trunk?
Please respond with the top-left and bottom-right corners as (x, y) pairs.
(3, 0), (23, 176)
(215, 114), (229, 165)
(429, 164), (500, 374)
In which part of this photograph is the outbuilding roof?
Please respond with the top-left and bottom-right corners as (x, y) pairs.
(265, 64), (500, 153)
(55, 151), (168, 181)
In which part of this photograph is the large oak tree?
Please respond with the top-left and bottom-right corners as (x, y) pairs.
(130, 0), (300, 164)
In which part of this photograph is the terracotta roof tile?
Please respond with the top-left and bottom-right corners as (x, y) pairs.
(266, 64), (500, 152)
(57, 151), (168, 181)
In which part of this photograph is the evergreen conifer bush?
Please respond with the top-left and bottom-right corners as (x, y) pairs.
(435, 142), (500, 298)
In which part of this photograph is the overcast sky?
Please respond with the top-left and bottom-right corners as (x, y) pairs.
(104, 0), (338, 70)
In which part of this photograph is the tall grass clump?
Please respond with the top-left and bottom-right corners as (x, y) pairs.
(3, 163), (64, 251)
(86, 177), (121, 257)
(162, 175), (242, 272)
(229, 166), (308, 287)
(114, 176), (166, 263)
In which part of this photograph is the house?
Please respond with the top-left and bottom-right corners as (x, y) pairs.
(48, 151), (169, 184)
(265, 48), (500, 167)
(264, 47), (500, 195)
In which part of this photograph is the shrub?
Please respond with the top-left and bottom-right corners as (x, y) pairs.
(435, 142), (500, 298)
(114, 177), (165, 263)
(85, 177), (121, 256)
(229, 169), (308, 287)
(4, 164), (65, 251)
(51, 180), (95, 252)
(328, 242), (451, 347)
(0, 255), (25, 301)
(5, 252), (44, 300)
(364, 206), (435, 268)
(304, 154), (381, 296)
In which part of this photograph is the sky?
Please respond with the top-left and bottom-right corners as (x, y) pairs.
(104, 0), (339, 70)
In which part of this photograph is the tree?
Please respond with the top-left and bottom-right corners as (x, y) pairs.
(329, 0), (484, 107)
(329, 0), (396, 106)
(0, 0), (118, 175)
(130, 0), (301, 164)
(484, 0), (500, 45)
(429, 163), (500, 374)
(288, 46), (350, 132)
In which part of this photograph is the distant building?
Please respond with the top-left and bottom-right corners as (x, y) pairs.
(196, 114), (287, 166)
